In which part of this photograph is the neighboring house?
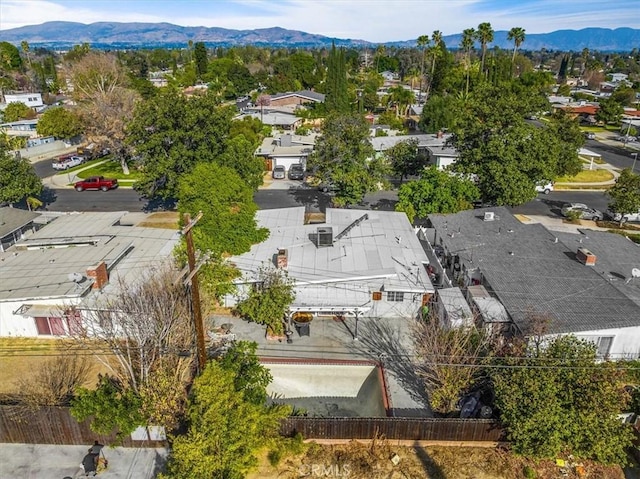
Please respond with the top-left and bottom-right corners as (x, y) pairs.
(0, 212), (180, 337)
(255, 133), (317, 171)
(371, 133), (459, 170)
(2, 92), (44, 110)
(224, 207), (435, 323)
(610, 73), (629, 83)
(0, 119), (38, 138)
(240, 110), (303, 131)
(557, 103), (599, 122)
(424, 207), (640, 359)
(0, 207), (40, 253)
(269, 90), (325, 107)
(380, 71), (398, 83)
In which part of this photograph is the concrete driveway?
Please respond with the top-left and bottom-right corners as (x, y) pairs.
(0, 443), (167, 479)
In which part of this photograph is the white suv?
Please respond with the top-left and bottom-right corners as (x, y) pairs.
(607, 209), (640, 223)
(535, 181), (554, 194)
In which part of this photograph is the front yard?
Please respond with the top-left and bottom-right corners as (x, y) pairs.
(73, 159), (142, 184)
(557, 169), (614, 183)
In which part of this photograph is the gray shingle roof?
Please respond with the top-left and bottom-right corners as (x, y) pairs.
(270, 90), (326, 102)
(429, 207), (640, 334)
(0, 207), (40, 239)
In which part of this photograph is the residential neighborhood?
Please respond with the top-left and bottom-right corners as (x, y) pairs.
(1, 3), (640, 478)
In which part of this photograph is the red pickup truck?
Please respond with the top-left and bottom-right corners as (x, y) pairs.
(74, 176), (118, 192)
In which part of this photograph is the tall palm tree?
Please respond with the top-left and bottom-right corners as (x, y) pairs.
(460, 28), (475, 97)
(507, 27), (526, 65)
(425, 30), (443, 99)
(20, 40), (32, 70)
(475, 22), (494, 79)
(416, 35), (430, 103)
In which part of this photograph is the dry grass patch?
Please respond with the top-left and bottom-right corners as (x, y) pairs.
(247, 441), (630, 479)
(557, 169), (614, 183)
(138, 211), (180, 229)
(0, 338), (110, 396)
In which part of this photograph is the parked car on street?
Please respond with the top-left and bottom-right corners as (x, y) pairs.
(52, 155), (84, 170)
(74, 176), (118, 192)
(272, 165), (286, 179)
(584, 132), (596, 140)
(561, 203), (603, 221)
(287, 163), (305, 180)
(606, 208), (640, 223)
(535, 181), (554, 194)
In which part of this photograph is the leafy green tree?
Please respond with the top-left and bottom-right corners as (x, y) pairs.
(193, 42), (208, 78)
(234, 266), (295, 336)
(227, 63), (256, 97)
(71, 374), (144, 441)
(386, 138), (425, 181)
(36, 106), (83, 139)
(161, 361), (290, 479)
(596, 97), (624, 125)
(178, 162), (267, 257)
(611, 85), (637, 107)
(229, 115), (268, 146)
(218, 341), (273, 406)
(325, 43), (350, 113)
(493, 336), (634, 464)
(216, 135), (264, 190)
(386, 85), (415, 117)
(0, 150), (43, 206)
(607, 168), (640, 225)
(128, 89), (234, 198)
(395, 167), (479, 222)
(0, 41), (23, 70)
(308, 113), (389, 206)
(451, 83), (579, 206)
(2, 101), (34, 122)
(418, 94), (463, 133)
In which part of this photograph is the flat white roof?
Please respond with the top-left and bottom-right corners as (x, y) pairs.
(230, 208), (434, 308)
(0, 212), (179, 302)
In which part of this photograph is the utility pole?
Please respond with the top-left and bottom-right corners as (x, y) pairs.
(181, 212), (207, 373)
(632, 152), (639, 173)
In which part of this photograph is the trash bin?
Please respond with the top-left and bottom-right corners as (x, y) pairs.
(295, 321), (310, 337)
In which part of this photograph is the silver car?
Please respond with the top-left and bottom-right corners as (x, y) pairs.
(272, 165), (286, 179)
(561, 203), (603, 221)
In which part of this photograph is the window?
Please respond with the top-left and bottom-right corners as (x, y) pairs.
(35, 316), (65, 335)
(386, 291), (404, 302)
(596, 337), (613, 357)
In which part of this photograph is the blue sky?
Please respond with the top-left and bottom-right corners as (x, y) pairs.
(1, 0), (638, 42)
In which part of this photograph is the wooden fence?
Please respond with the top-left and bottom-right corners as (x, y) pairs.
(0, 406), (164, 447)
(280, 417), (505, 442)
(0, 405), (504, 445)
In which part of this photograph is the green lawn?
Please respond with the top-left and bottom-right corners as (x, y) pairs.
(54, 157), (107, 175)
(556, 169), (614, 183)
(76, 160), (142, 182)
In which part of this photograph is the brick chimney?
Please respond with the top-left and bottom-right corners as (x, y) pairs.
(86, 261), (109, 289)
(276, 249), (288, 269)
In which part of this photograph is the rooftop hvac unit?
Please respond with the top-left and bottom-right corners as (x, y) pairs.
(317, 227), (333, 247)
(483, 212), (495, 221)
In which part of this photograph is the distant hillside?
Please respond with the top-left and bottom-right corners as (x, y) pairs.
(0, 22), (638, 51)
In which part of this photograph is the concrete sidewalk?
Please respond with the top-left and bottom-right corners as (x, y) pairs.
(0, 443), (167, 478)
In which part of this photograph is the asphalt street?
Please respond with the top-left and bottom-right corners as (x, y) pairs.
(583, 139), (640, 173)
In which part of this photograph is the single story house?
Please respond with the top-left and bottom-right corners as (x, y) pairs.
(255, 133), (317, 171)
(425, 207), (640, 359)
(0, 212), (180, 337)
(239, 110), (303, 131)
(224, 207), (435, 323)
(0, 119), (39, 138)
(269, 90), (325, 107)
(371, 133), (459, 170)
(0, 207), (41, 252)
(2, 92), (44, 110)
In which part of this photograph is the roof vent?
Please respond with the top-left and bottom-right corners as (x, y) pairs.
(316, 227), (333, 248)
(483, 212), (495, 222)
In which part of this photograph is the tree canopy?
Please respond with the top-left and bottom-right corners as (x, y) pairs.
(128, 89), (234, 198)
(450, 83), (581, 206)
(161, 357), (290, 479)
(36, 106), (83, 139)
(493, 335), (634, 464)
(0, 149), (43, 206)
(308, 113), (388, 206)
(325, 43), (350, 113)
(2, 101), (34, 122)
(607, 168), (640, 224)
(395, 167), (479, 223)
(386, 138), (426, 181)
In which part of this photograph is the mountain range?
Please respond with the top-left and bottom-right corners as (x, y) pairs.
(0, 22), (638, 52)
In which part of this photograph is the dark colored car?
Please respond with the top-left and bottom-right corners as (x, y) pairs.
(288, 163), (304, 180)
(74, 176), (119, 192)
